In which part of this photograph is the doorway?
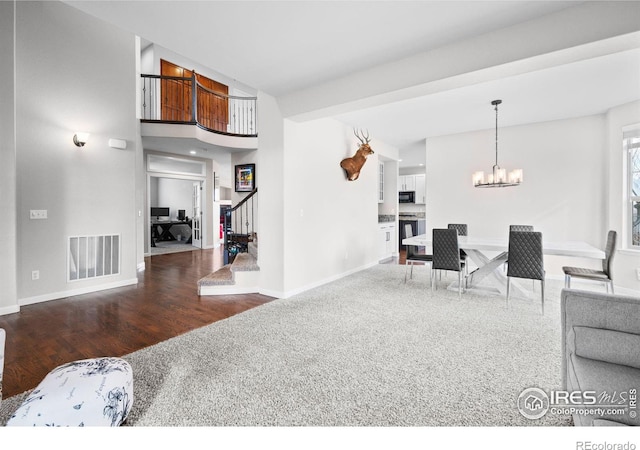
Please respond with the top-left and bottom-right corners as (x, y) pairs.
(148, 176), (205, 256)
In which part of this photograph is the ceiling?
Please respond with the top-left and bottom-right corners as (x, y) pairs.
(66, 1), (640, 167)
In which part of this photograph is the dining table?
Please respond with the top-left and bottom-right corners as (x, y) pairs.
(402, 234), (606, 297)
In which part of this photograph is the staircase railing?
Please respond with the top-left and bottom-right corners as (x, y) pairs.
(140, 74), (258, 137)
(223, 188), (258, 264)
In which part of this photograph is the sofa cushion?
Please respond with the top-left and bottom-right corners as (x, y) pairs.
(572, 326), (640, 370)
(7, 357), (133, 427)
(567, 353), (640, 426)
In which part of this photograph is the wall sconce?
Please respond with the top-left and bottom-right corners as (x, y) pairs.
(73, 132), (90, 147)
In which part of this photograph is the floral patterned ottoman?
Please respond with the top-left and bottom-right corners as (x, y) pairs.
(7, 357), (133, 426)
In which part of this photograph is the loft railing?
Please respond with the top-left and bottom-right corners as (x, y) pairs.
(140, 74), (258, 137)
(223, 188), (258, 264)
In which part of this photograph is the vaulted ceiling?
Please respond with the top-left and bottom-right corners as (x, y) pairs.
(66, 1), (640, 166)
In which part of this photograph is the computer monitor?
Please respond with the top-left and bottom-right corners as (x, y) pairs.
(150, 207), (170, 219)
(178, 209), (186, 221)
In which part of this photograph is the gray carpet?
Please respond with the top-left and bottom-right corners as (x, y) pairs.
(0, 264), (572, 426)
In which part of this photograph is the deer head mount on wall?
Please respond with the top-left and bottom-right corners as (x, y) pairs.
(340, 129), (374, 181)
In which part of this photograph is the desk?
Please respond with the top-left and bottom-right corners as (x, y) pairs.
(151, 220), (192, 247)
(402, 235), (605, 296)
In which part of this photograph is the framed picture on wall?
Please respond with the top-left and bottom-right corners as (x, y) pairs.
(235, 164), (256, 192)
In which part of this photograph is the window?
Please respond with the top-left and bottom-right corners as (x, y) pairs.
(626, 130), (640, 248)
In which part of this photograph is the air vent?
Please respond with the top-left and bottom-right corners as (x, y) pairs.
(68, 235), (120, 281)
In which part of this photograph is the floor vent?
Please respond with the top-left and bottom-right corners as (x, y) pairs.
(68, 235), (120, 281)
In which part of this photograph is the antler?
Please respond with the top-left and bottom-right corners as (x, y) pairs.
(354, 128), (371, 145)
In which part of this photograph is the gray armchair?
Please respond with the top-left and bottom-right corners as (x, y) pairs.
(561, 289), (640, 426)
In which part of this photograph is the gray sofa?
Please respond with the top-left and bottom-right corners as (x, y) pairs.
(561, 289), (640, 426)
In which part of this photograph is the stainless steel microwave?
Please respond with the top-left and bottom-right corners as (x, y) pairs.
(399, 191), (415, 203)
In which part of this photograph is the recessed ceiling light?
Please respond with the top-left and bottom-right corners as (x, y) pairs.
(190, 150), (197, 154)
(419, 163), (424, 166)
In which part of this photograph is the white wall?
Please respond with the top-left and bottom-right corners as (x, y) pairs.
(156, 178), (194, 219)
(282, 118), (381, 295)
(256, 92), (285, 296)
(606, 101), (640, 291)
(0, 1), (18, 315)
(141, 43), (256, 96)
(15, 1), (138, 304)
(426, 115), (608, 279)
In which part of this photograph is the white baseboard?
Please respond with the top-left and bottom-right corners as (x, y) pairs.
(278, 261), (379, 299)
(0, 304), (20, 316)
(259, 287), (285, 298)
(19, 278), (139, 307)
(199, 285), (259, 296)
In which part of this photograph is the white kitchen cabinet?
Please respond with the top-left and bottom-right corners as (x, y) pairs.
(398, 175), (416, 192)
(414, 174), (426, 204)
(378, 222), (396, 262)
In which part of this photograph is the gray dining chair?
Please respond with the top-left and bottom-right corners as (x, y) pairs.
(562, 230), (617, 293)
(447, 223), (468, 236)
(509, 225), (534, 232)
(447, 223), (468, 263)
(504, 225), (534, 271)
(506, 230), (545, 314)
(404, 224), (432, 283)
(432, 228), (467, 298)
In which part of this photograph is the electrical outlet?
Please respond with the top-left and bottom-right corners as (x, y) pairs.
(32, 270), (40, 280)
(30, 209), (47, 219)
(636, 268), (640, 281)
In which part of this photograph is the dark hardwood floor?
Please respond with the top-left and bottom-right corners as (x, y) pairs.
(0, 248), (275, 398)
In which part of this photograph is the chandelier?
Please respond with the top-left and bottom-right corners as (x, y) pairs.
(472, 100), (523, 188)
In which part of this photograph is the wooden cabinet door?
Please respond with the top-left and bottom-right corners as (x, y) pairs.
(161, 59), (193, 122)
(160, 59), (229, 131)
(196, 73), (229, 132)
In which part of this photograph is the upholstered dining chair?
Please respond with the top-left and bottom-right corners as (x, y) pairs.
(404, 224), (433, 283)
(432, 228), (467, 298)
(506, 231), (545, 314)
(447, 223), (468, 236)
(447, 223), (468, 263)
(562, 230), (617, 294)
(509, 225), (534, 232)
(504, 225), (534, 271)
